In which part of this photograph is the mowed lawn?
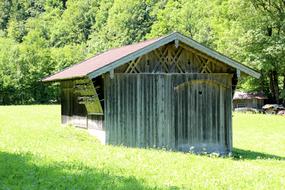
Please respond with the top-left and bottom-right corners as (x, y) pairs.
(0, 105), (284, 190)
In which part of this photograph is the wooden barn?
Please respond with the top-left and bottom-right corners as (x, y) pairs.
(43, 32), (260, 154)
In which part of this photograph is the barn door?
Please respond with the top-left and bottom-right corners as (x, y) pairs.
(174, 79), (226, 152)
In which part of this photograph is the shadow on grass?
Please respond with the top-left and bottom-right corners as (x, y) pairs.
(232, 148), (285, 161)
(0, 151), (173, 190)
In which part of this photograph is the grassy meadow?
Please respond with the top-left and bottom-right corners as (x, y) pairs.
(0, 105), (284, 189)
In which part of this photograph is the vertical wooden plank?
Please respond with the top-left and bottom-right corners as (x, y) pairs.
(219, 86), (225, 147)
(186, 77), (192, 145)
(157, 75), (162, 148)
(147, 75), (150, 147)
(190, 75), (195, 146)
(126, 74), (130, 146)
(144, 74), (148, 147)
(207, 80), (212, 143)
(226, 79), (233, 152)
(151, 75), (154, 147)
(166, 75), (173, 149)
(198, 81), (203, 143)
(202, 82), (206, 142)
(112, 76), (116, 145)
(135, 74), (139, 147)
(182, 75), (187, 145)
(137, 74), (142, 147)
(104, 76), (108, 144)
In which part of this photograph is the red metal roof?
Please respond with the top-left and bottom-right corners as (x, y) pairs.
(42, 36), (163, 82)
(43, 32), (260, 82)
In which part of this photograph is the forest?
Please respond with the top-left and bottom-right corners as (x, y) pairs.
(0, 0), (284, 105)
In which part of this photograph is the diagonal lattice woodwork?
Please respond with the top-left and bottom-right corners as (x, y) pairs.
(115, 43), (234, 74)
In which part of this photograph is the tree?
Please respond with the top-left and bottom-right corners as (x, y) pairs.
(249, 0), (285, 104)
(87, 0), (157, 54)
(49, 0), (99, 47)
(148, 0), (216, 46)
(0, 0), (284, 105)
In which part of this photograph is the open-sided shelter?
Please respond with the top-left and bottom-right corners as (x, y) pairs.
(43, 32), (260, 154)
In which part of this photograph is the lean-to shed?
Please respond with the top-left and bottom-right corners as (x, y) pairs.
(43, 32), (260, 154)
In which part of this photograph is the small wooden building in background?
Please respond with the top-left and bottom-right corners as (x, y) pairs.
(233, 91), (267, 110)
(43, 32), (259, 154)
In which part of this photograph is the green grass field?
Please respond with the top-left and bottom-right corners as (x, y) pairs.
(0, 105), (284, 189)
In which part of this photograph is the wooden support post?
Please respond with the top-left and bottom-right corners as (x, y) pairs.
(110, 70), (114, 79)
(236, 69), (241, 79)
(175, 39), (179, 48)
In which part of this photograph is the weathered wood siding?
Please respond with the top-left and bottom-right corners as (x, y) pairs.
(104, 73), (232, 153)
(59, 42), (236, 153)
(60, 80), (104, 130)
(61, 80), (87, 128)
(174, 74), (232, 153)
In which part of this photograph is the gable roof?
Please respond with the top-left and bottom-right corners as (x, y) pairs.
(42, 32), (260, 82)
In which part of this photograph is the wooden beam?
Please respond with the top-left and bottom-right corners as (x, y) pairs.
(175, 39), (179, 48)
(110, 70), (114, 79)
(124, 55), (143, 73)
(180, 43), (218, 65)
(171, 47), (184, 73)
(236, 69), (241, 79)
(153, 47), (169, 72)
(129, 56), (142, 73)
(201, 60), (212, 73)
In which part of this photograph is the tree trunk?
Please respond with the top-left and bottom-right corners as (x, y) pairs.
(269, 70), (280, 104)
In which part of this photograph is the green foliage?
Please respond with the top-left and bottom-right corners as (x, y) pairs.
(0, 38), (20, 104)
(0, 0), (285, 104)
(49, 0), (99, 47)
(148, 0), (215, 46)
(0, 105), (284, 189)
(87, 0), (156, 54)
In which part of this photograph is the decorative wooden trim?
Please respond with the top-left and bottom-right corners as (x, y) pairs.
(201, 60), (212, 73)
(180, 44), (217, 66)
(171, 47), (184, 72)
(88, 33), (178, 78)
(176, 33), (260, 78)
(125, 56), (142, 73)
(153, 47), (170, 72)
(87, 32), (260, 79)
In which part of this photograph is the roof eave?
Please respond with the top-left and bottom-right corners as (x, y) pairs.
(42, 76), (86, 83)
(87, 33), (178, 79)
(43, 32), (260, 82)
(87, 32), (260, 79)
(175, 33), (260, 79)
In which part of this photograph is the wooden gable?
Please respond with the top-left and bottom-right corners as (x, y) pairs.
(115, 42), (235, 74)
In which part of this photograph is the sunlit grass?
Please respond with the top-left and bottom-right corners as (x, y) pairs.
(0, 105), (284, 189)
